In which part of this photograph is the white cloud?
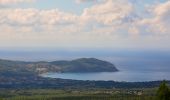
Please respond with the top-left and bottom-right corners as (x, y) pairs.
(0, 0), (134, 34)
(0, 0), (170, 49)
(0, 8), (78, 26)
(136, 1), (170, 35)
(0, 0), (139, 49)
(81, 0), (133, 25)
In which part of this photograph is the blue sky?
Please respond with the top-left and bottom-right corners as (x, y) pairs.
(18, 0), (167, 13)
(0, 0), (170, 51)
(16, 0), (95, 14)
(15, 0), (168, 14)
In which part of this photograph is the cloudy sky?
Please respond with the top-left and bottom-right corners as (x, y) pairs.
(0, 0), (170, 51)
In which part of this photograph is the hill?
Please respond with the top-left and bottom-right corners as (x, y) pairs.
(50, 58), (118, 73)
(0, 58), (169, 89)
(0, 58), (118, 74)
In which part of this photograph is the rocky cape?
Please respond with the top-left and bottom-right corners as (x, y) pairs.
(0, 58), (118, 74)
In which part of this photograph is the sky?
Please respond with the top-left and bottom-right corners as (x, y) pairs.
(0, 0), (170, 51)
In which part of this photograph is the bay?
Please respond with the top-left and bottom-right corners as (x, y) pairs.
(41, 70), (170, 82)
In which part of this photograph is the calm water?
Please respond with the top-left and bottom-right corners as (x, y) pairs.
(41, 54), (170, 82)
(40, 51), (170, 82)
(1, 50), (170, 82)
(41, 70), (170, 82)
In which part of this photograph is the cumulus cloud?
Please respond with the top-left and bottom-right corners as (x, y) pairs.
(0, 0), (136, 48)
(135, 1), (170, 36)
(0, 0), (135, 34)
(1, 8), (77, 25)
(81, 0), (133, 25)
(0, 0), (170, 49)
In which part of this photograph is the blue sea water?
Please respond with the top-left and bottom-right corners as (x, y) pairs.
(0, 50), (170, 82)
(41, 69), (170, 82)
(41, 52), (170, 82)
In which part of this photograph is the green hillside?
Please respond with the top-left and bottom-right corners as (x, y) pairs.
(0, 58), (118, 74)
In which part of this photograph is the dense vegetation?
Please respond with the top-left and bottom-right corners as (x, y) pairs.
(0, 58), (118, 74)
(51, 58), (118, 72)
(0, 58), (170, 100)
(0, 58), (169, 89)
(0, 81), (169, 100)
(0, 88), (157, 100)
(157, 81), (170, 100)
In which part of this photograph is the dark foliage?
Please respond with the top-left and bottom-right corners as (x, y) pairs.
(156, 81), (170, 100)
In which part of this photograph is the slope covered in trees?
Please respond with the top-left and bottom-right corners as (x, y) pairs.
(0, 58), (118, 74)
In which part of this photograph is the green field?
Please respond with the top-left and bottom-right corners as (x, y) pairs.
(0, 88), (157, 100)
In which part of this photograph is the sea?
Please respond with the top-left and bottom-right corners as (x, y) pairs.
(1, 50), (170, 82)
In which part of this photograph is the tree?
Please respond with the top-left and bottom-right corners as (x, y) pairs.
(156, 81), (170, 100)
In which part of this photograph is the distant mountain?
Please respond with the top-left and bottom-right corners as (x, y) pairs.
(0, 58), (169, 89)
(0, 58), (118, 74)
(50, 58), (118, 73)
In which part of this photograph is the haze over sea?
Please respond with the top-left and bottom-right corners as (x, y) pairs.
(1, 49), (170, 82)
